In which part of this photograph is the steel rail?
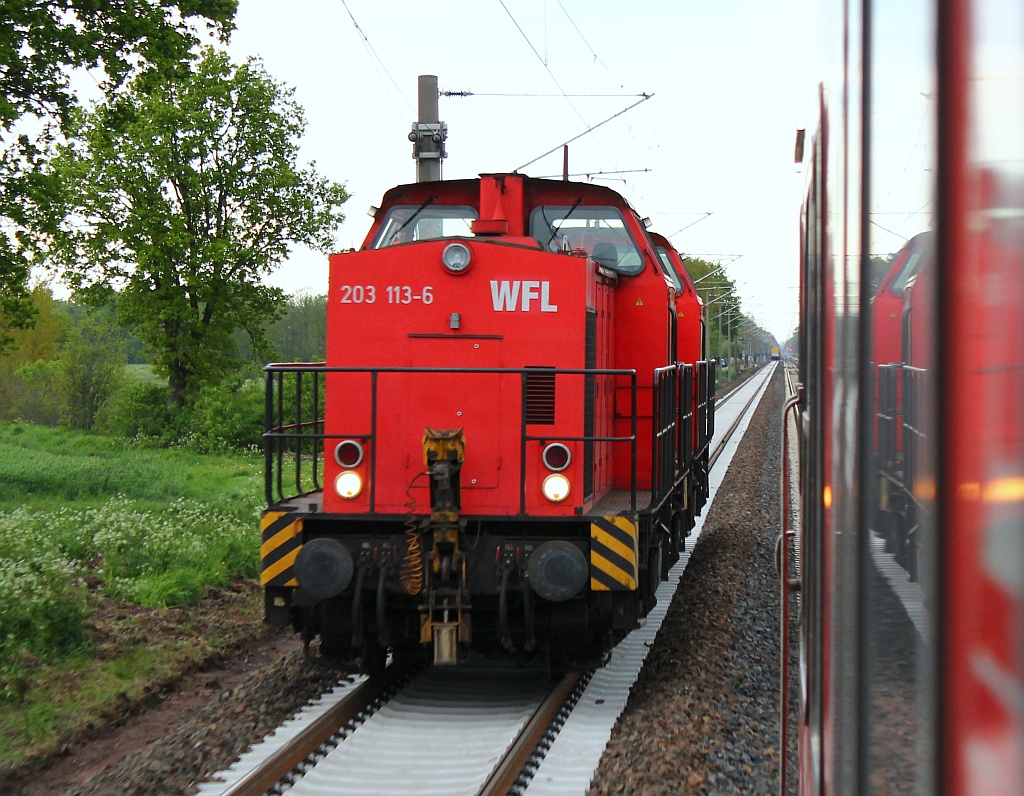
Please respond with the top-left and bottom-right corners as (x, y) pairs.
(223, 366), (776, 796)
(708, 365), (775, 471)
(475, 672), (583, 796)
(220, 658), (420, 796)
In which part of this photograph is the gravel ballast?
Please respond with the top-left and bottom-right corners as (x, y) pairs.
(588, 368), (785, 795)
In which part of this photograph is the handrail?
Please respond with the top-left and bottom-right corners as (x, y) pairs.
(262, 360), (717, 518)
(263, 364), (641, 512)
(778, 366), (803, 796)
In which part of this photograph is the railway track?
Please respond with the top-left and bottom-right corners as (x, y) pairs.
(200, 365), (779, 796)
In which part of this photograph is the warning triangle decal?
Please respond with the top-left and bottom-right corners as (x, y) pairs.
(635, 298), (644, 307)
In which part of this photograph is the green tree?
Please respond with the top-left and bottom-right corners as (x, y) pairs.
(869, 253), (894, 293)
(48, 48), (349, 409)
(684, 257), (743, 370)
(13, 359), (65, 426)
(0, 0), (237, 350)
(60, 313), (127, 430)
(265, 292), (328, 363)
(0, 286), (65, 421)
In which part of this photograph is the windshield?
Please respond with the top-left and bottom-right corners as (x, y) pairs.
(880, 232), (933, 296)
(655, 247), (684, 292)
(890, 249), (927, 295)
(371, 204), (477, 248)
(529, 205), (645, 275)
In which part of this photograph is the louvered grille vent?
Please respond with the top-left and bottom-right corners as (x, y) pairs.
(525, 368), (556, 425)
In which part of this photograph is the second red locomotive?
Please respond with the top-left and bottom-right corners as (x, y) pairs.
(260, 173), (713, 672)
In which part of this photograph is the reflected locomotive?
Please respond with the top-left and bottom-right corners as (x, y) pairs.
(788, 0), (1024, 792)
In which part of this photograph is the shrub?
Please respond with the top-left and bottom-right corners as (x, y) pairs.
(187, 377), (265, 452)
(1, 498), (258, 612)
(60, 318), (126, 430)
(0, 520), (89, 701)
(12, 360), (64, 427)
(96, 380), (178, 442)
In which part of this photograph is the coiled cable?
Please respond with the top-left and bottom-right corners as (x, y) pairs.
(399, 472), (428, 595)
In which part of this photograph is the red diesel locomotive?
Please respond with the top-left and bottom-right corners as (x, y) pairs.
(260, 173), (714, 672)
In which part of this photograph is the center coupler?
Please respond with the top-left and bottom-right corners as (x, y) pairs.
(420, 428), (471, 664)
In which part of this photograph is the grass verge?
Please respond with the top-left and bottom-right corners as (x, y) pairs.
(0, 582), (264, 774)
(0, 422), (269, 772)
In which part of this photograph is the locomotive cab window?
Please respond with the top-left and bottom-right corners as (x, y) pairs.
(371, 204), (477, 248)
(887, 232), (933, 297)
(529, 205), (645, 275)
(654, 246), (684, 292)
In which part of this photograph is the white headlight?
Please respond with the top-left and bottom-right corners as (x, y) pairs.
(542, 473), (570, 503)
(335, 471), (364, 499)
(441, 242), (472, 273)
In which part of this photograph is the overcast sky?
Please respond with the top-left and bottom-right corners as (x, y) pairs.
(227, 0), (814, 340)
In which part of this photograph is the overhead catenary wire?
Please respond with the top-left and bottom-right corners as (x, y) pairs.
(440, 91), (647, 98)
(497, 0), (617, 168)
(339, 0), (414, 121)
(667, 212), (714, 238)
(535, 168), (652, 179)
(513, 93), (653, 172)
(556, 0), (622, 87)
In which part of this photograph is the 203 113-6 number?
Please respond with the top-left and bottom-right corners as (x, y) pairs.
(338, 285), (434, 305)
(338, 285), (376, 304)
(386, 286), (433, 304)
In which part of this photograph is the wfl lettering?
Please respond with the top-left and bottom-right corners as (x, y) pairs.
(490, 280), (558, 312)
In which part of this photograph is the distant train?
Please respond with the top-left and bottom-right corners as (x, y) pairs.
(786, 0), (1024, 793)
(769, 346), (781, 361)
(260, 174), (715, 673)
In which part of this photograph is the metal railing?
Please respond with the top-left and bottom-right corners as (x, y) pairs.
(648, 359), (717, 514)
(263, 364), (642, 513)
(901, 365), (927, 506)
(877, 362), (902, 477)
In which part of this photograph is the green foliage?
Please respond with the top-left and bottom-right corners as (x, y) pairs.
(0, 538), (89, 701)
(0, 497), (257, 702)
(0, 146), (51, 354)
(0, 423), (262, 514)
(95, 380), (177, 442)
(59, 313), (127, 430)
(186, 377), (265, 452)
(12, 360), (64, 427)
(2, 300), (126, 430)
(0, 508), (90, 701)
(870, 253), (894, 293)
(0, 422), (263, 700)
(48, 48), (349, 409)
(62, 498), (257, 606)
(0, 1), (237, 351)
(0, 264), (34, 356)
(0, 1), (237, 129)
(59, 300), (147, 364)
(0, 287), (65, 420)
(266, 292), (328, 362)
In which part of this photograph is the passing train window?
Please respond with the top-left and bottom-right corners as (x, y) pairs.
(529, 205), (645, 275)
(864, 0), (938, 791)
(371, 204), (477, 248)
